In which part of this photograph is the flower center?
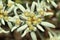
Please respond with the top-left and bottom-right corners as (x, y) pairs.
(24, 11), (35, 17)
(4, 16), (9, 21)
(0, 10), (4, 18)
(27, 15), (42, 25)
(38, 9), (44, 16)
(24, 12), (42, 25)
(15, 19), (21, 25)
(29, 25), (34, 31)
(3, 11), (8, 16)
(0, 14), (3, 18)
(24, 12), (30, 17)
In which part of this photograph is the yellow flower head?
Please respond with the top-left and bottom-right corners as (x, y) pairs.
(29, 25), (34, 31)
(15, 18), (21, 25)
(3, 11), (8, 16)
(38, 9), (44, 16)
(0, 14), (3, 18)
(24, 11), (30, 17)
(26, 13), (42, 25)
(4, 16), (9, 21)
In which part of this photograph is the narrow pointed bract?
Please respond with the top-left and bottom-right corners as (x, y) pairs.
(17, 24), (28, 32)
(11, 25), (19, 32)
(37, 24), (44, 32)
(8, 22), (12, 27)
(51, 1), (57, 8)
(31, 2), (37, 12)
(21, 28), (29, 37)
(41, 21), (55, 28)
(16, 4), (25, 12)
(7, 5), (15, 13)
(1, 19), (5, 25)
(30, 32), (37, 40)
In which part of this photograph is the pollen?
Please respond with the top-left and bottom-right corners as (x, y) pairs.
(24, 12), (30, 17)
(28, 17), (31, 21)
(33, 21), (38, 25)
(4, 16), (9, 21)
(29, 25), (34, 31)
(0, 14), (3, 18)
(4, 11), (8, 16)
(0, 10), (4, 13)
(30, 13), (35, 17)
(26, 15), (41, 25)
(37, 18), (42, 23)
(26, 21), (31, 25)
(39, 9), (44, 16)
(15, 19), (21, 25)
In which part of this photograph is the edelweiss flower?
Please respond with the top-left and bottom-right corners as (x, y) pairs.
(15, 2), (55, 40)
(3, 0), (19, 29)
(10, 15), (22, 32)
(36, 8), (54, 17)
(46, 0), (57, 8)
(0, 0), (15, 26)
(0, 0), (5, 25)
(17, 13), (45, 31)
(36, 0), (54, 17)
(2, 4), (16, 29)
(10, 7), (24, 32)
(16, 1), (44, 32)
(0, 8), (14, 26)
(16, 12), (55, 38)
